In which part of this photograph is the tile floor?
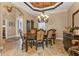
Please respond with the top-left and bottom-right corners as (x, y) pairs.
(1, 38), (68, 56)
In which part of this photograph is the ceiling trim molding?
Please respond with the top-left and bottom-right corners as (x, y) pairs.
(24, 2), (63, 12)
(48, 9), (68, 15)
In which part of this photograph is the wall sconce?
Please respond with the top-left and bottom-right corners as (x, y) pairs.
(4, 5), (23, 15)
(7, 6), (13, 12)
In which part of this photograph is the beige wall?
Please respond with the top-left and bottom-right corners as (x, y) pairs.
(5, 13), (16, 38)
(1, 3), (19, 38)
(23, 12), (35, 33)
(34, 12), (68, 39)
(0, 2), (35, 38)
(34, 3), (79, 39)
(1, 2), (79, 39)
(0, 2), (70, 39)
(0, 3), (1, 39)
(68, 2), (79, 27)
(46, 12), (68, 38)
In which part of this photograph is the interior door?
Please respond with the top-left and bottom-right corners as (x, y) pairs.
(26, 20), (31, 32)
(16, 16), (23, 36)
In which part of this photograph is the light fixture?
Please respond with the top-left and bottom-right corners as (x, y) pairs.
(7, 6), (13, 12)
(4, 5), (23, 15)
(38, 11), (49, 23)
(38, 2), (49, 23)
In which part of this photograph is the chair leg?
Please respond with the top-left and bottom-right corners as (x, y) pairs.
(26, 45), (28, 52)
(25, 41), (28, 52)
(29, 40), (33, 48)
(51, 40), (52, 46)
(22, 42), (24, 50)
(46, 39), (48, 47)
(53, 38), (55, 44)
(42, 42), (44, 49)
(30, 42), (32, 48)
(36, 42), (38, 50)
(33, 40), (35, 46)
(31, 41), (33, 48)
(22, 43), (23, 50)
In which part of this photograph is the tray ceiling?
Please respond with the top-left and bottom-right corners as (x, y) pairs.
(24, 2), (63, 12)
(12, 2), (74, 16)
(31, 2), (57, 8)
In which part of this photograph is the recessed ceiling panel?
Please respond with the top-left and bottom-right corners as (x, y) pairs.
(12, 2), (74, 16)
(31, 2), (57, 8)
(24, 2), (63, 11)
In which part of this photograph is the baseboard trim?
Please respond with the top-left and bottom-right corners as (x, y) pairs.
(7, 35), (20, 39)
(7, 35), (63, 40)
(56, 38), (63, 40)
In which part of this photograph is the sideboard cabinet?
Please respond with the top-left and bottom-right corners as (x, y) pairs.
(63, 32), (79, 51)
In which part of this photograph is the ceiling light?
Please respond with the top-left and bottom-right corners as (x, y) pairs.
(38, 11), (49, 23)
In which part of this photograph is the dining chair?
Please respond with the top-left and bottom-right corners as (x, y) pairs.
(30, 28), (37, 34)
(27, 28), (37, 48)
(46, 29), (56, 47)
(52, 29), (56, 44)
(30, 28), (37, 46)
(35, 29), (45, 50)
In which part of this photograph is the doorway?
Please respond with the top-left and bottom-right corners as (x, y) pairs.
(16, 16), (23, 36)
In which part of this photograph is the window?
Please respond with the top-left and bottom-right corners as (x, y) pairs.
(38, 22), (46, 30)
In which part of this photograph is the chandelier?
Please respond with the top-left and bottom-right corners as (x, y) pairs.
(38, 11), (49, 23)
(37, 2), (49, 23)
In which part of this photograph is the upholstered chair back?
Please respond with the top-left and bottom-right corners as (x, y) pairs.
(47, 29), (56, 39)
(31, 28), (37, 34)
(37, 29), (45, 41)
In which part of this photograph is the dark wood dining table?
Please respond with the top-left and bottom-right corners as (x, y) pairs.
(24, 32), (56, 52)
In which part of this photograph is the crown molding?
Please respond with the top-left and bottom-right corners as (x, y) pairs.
(24, 2), (63, 12)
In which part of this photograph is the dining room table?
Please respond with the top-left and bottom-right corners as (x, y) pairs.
(24, 30), (56, 52)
